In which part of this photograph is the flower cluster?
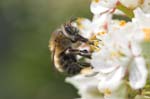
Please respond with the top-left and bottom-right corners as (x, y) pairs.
(65, 0), (150, 99)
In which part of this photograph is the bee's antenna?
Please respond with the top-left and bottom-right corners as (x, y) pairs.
(70, 17), (77, 23)
(65, 17), (77, 26)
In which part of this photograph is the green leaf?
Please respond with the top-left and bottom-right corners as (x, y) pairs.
(116, 3), (134, 19)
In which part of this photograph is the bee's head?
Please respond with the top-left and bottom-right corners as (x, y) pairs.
(62, 22), (79, 42)
(62, 18), (89, 43)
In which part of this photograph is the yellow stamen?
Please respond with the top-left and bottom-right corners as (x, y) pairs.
(97, 31), (106, 35)
(92, 0), (100, 3)
(111, 50), (125, 57)
(90, 35), (97, 40)
(111, 51), (119, 57)
(89, 35), (101, 52)
(90, 45), (100, 52)
(104, 88), (111, 96)
(93, 40), (99, 47)
(143, 28), (150, 41)
(119, 20), (126, 26)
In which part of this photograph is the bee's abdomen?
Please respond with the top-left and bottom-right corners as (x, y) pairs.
(59, 53), (81, 75)
(64, 62), (82, 75)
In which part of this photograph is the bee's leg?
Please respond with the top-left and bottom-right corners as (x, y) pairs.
(66, 48), (91, 59)
(65, 62), (92, 75)
(74, 34), (98, 46)
(77, 62), (92, 68)
(64, 62), (82, 75)
(75, 34), (90, 43)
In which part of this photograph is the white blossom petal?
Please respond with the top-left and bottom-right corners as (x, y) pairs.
(98, 66), (125, 92)
(119, 0), (143, 9)
(65, 75), (102, 99)
(140, 0), (150, 13)
(133, 8), (150, 28)
(129, 57), (148, 89)
(91, 47), (120, 73)
(90, 0), (117, 15)
(130, 41), (142, 56)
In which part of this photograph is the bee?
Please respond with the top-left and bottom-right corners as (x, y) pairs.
(49, 19), (93, 75)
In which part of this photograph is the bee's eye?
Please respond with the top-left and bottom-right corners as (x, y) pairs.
(65, 26), (78, 35)
(65, 26), (73, 35)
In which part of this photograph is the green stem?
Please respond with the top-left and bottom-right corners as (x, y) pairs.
(116, 2), (134, 19)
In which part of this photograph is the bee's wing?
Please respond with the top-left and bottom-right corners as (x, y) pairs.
(49, 32), (57, 74)
(49, 42), (58, 76)
(51, 44), (55, 67)
(50, 44), (65, 76)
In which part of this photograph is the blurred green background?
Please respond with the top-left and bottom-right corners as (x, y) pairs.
(0, 0), (92, 99)
(1, 0), (150, 99)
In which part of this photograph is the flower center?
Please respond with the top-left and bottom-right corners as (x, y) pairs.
(143, 28), (150, 41)
(97, 31), (106, 35)
(90, 35), (101, 52)
(119, 20), (126, 26)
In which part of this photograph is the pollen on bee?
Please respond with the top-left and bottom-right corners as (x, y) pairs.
(119, 20), (126, 26)
(143, 28), (150, 41)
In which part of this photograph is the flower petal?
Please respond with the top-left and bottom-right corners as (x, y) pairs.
(129, 57), (148, 89)
(90, 0), (117, 15)
(131, 41), (142, 56)
(90, 1), (109, 15)
(91, 48), (120, 73)
(75, 18), (92, 38)
(65, 75), (102, 99)
(98, 66), (125, 93)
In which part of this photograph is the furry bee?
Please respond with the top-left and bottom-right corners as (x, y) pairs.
(49, 19), (93, 75)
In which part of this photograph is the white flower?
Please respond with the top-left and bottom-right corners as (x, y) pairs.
(91, 21), (148, 94)
(65, 74), (103, 99)
(73, 18), (92, 39)
(133, 8), (150, 28)
(132, 8), (150, 41)
(129, 56), (148, 89)
(92, 13), (112, 32)
(74, 14), (112, 38)
(140, 0), (150, 13)
(97, 66), (125, 92)
(62, 1), (150, 99)
(90, 0), (118, 15)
